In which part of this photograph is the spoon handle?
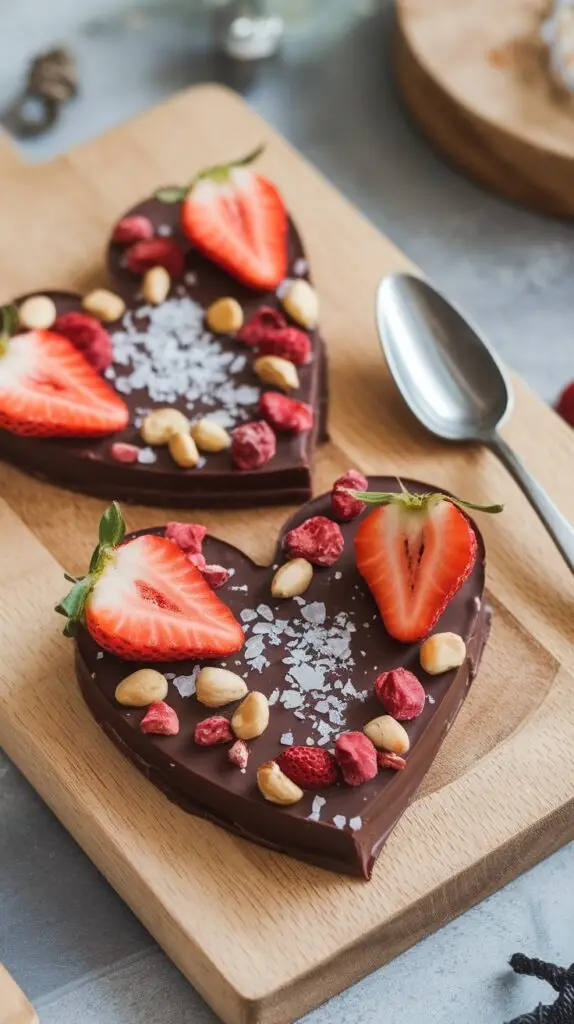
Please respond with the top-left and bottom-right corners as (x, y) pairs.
(490, 433), (574, 574)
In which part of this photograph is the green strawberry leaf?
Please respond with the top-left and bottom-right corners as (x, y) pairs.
(98, 501), (125, 549)
(155, 186), (185, 204)
(55, 576), (93, 635)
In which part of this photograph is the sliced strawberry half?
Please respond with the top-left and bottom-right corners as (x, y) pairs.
(353, 487), (502, 643)
(157, 146), (288, 291)
(56, 503), (244, 661)
(0, 325), (128, 437)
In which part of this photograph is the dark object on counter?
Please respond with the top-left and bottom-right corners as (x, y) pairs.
(6, 47), (77, 137)
(506, 953), (574, 1023)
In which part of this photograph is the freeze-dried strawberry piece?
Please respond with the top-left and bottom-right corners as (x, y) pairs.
(375, 668), (425, 721)
(125, 238), (185, 278)
(231, 420), (276, 470)
(260, 392), (314, 434)
(202, 564), (232, 589)
(228, 739), (249, 769)
(258, 327), (311, 366)
(377, 751), (407, 771)
(140, 701), (180, 736)
(331, 469), (368, 521)
(109, 442), (140, 464)
(335, 732), (378, 786)
(187, 552), (207, 571)
(53, 312), (113, 372)
(237, 306), (286, 345)
(283, 515), (344, 567)
(194, 716), (233, 746)
(276, 746), (338, 789)
(112, 215), (154, 245)
(165, 521), (207, 554)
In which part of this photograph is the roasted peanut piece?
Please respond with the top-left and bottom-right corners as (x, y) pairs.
(169, 431), (200, 468)
(257, 761), (304, 805)
(271, 558), (313, 599)
(196, 667), (248, 708)
(115, 669), (168, 707)
(142, 265), (171, 305)
(18, 294), (56, 330)
(420, 632), (466, 675)
(231, 691), (269, 740)
(82, 288), (126, 323)
(191, 418), (232, 453)
(281, 279), (319, 329)
(140, 408), (190, 446)
(363, 715), (410, 755)
(206, 297), (244, 334)
(254, 355), (300, 392)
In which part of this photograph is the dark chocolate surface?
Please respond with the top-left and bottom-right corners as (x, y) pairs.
(0, 198), (327, 507)
(74, 478), (490, 879)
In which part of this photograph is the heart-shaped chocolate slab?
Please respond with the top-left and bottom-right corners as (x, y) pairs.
(74, 478), (491, 879)
(0, 199), (327, 507)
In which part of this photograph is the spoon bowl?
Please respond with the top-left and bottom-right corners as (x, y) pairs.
(376, 272), (574, 573)
(377, 274), (512, 442)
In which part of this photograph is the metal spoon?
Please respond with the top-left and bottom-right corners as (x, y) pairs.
(376, 273), (574, 573)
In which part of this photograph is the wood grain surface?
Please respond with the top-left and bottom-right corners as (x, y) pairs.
(0, 84), (573, 1024)
(0, 965), (38, 1024)
(396, 0), (574, 217)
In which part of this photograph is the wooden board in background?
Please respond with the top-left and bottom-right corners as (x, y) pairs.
(0, 85), (573, 1024)
(396, 0), (574, 217)
(0, 965), (38, 1024)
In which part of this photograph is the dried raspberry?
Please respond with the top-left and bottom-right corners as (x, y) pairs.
(187, 552), (207, 571)
(112, 214), (154, 245)
(140, 701), (180, 736)
(109, 442), (140, 464)
(165, 521), (207, 554)
(194, 716), (233, 746)
(228, 739), (249, 769)
(284, 515), (344, 567)
(276, 746), (338, 789)
(375, 668), (425, 720)
(258, 328), (312, 366)
(335, 732), (378, 787)
(54, 312), (113, 372)
(377, 751), (407, 771)
(260, 392), (314, 434)
(231, 420), (277, 470)
(331, 469), (368, 521)
(237, 306), (286, 345)
(125, 238), (185, 278)
(202, 564), (232, 589)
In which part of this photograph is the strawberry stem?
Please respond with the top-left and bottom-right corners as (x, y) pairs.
(56, 501), (125, 636)
(156, 144), (265, 204)
(0, 304), (18, 357)
(351, 489), (503, 515)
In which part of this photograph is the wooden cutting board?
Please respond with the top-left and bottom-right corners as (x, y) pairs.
(0, 965), (37, 1024)
(0, 85), (573, 1024)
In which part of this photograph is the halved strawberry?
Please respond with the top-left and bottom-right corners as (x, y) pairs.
(353, 486), (502, 643)
(56, 503), (244, 661)
(0, 311), (128, 437)
(157, 147), (287, 291)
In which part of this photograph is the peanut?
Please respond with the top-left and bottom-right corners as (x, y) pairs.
(168, 431), (200, 468)
(191, 418), (231, 453)
(142, 265), (171, 305)
(254, 355), (299, 392)
(196, 667), (248, 708)
(115, 669), (168, 707)
(420, 632), (466, 675)
(363, 715), (410, 755)
(231, 691), (269, 740)
(257, 761), (304, 805)
(271, 558), (313, 599)
(82, 288), (125, 323)
(140, 408), (189, 446)
(18, 294), (56, 330)
(281, 279), (319, 329)
(206, 297), (244, 334)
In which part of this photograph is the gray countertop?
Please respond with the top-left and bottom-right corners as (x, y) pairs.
(1, 2), (573, 1022)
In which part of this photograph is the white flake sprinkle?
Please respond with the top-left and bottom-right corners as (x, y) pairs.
(137, 446), (157, 465)
(268, 688), (280, 706)
(96, 651), (104, 660)
(293, 258), (308, 276)
(333, 815), (347, 829)
(240, 608), (258, 622)
(427, 694), (436, 705)
(230, 584), (248, 592)
(172, 666), (201, 697)
(349, 816), (362, 831)
(156, 224), (172, 236)
(301, 602), (326, 625)
(281, 690), (305, 709)
(256, 603), (274, 621)
(308, 795), (326, 821)
(280, 732), (294, 745)
(334, 571), (342, 580)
